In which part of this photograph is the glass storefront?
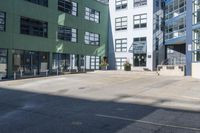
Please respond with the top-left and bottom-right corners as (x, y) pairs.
(13, 50), (49, 76)
(133, 54), (146, 67)
(52, 53), (70, 72)
(85, 56), (100, 70)
(0, 49), (7, 80)
(132, 37), (147, 67)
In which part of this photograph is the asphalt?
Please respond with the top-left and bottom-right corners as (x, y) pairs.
(0, 71), (200, 133)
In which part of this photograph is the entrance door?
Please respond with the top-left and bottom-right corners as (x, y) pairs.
(134, 53), (146, 67)
(23, 51), (39, 75)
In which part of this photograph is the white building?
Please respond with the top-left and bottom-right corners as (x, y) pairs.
(108, 0), (164, 70)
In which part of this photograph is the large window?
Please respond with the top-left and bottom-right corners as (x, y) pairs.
(20, 17), (48, 38)
(133, 14), (147, 29)
(115, 16), (127, 30)
(13, 50), (49, 75)
(85, 7), (100, 23)
(193, 0), (200, 25)
(134, 0), (147, 7)
(165, 17), (186, 40)
(84, 32), (100, 45)
(116, 57), (127, 69)
(192, 29), (200, 62)
(165, 0), (186, 20)
(0, 11), (6, 32)
(115, 0), (127, 10)
(192, 0), (200, 62)
(58, 0), (77, 16)
(58, 25), (77, 43)
(115, 38), (127, 52)
(25, 0), (48, 7)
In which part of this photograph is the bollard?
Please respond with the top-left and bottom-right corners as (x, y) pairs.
(20, 70), (23, 77)
(14, 72), (16, 80)
(34, 69), (37, 77)
(57, 68), (59, 76)
(46, 70), (48, 77)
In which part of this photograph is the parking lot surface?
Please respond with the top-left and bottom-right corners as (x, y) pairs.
(0, 71), (200, 133)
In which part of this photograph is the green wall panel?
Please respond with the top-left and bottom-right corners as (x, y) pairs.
(0, 0), (109, 57)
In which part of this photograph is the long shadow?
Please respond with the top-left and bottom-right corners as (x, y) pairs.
(0, 87), (200, 133)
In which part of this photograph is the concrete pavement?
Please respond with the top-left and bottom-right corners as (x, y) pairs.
(0, 71), (200, 133)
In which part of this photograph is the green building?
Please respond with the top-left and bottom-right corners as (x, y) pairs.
(0, 0), (109, 80)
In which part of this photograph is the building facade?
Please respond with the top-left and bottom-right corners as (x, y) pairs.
(0, 0), (109, 80)
(191, 0), (200, 78)
(164, 0), (187, 66)
(164, 0), (199, 77)
(108, 0), (164, 70)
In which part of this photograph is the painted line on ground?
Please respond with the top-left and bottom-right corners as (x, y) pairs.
(95, 114), (200, 131)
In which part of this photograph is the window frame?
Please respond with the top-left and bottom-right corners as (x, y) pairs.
(115, 57), (127, 69)
(57, 25), (78, 43)
(84, 32), (100, 46)
(115, 16), (128, 31)
(115, 38), (127, 52)
(58, 0), (78, 16)
(0, 11), (6, 32)
(133, 14), (147, 29)
(133, 0), (147, 7)
(115, 0), (128, 10)
(85, 7), (100, 23)
(25, 0), (48, 7)
(20, 16), (48, 38)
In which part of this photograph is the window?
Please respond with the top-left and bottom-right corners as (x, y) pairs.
(58, 0), (77, 16)
(58, 25), (77, 43)
(85, 32), (100, 45)
(90, 56), (100, 70)
(85, 7), (100, 23)
(133, 14), (147, 29)
(193, 0), (200, 25)
(156, 0), (159, 7)
(134, 37), (146, 44)
(0, 49), (7, 79)
(155, 37), (159, 51)
(0, 11), (6, 32)
(165, 0), (186, 20)
(25, 0), (48, 7)
(116, 57), (127, 69)
(155, 15), (160, 31)
(86, 56), (100, 70)
(192, 29), (200, 62)
(115, 38), (127, 52)
(133, 37), (147, 53)
(193, 51), (200, 62)
(115, 0), (127, 10)
(20, 17), (48, 38)
(115, 16), (127, 30)
(134, 0), (147, 7)
(165, 17), (186, 40)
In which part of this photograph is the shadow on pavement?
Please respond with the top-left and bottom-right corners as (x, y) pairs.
(0, 87), (200, 133)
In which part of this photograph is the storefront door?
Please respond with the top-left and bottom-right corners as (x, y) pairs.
(134, 53), (146, 67)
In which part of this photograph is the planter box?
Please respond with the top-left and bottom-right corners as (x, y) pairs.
(124, 66), (131, 71)
(101, 66), (107, 70)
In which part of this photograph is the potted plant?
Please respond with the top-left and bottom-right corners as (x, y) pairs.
(123, 61), (132, 71)
(100, 61), (109, 70)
